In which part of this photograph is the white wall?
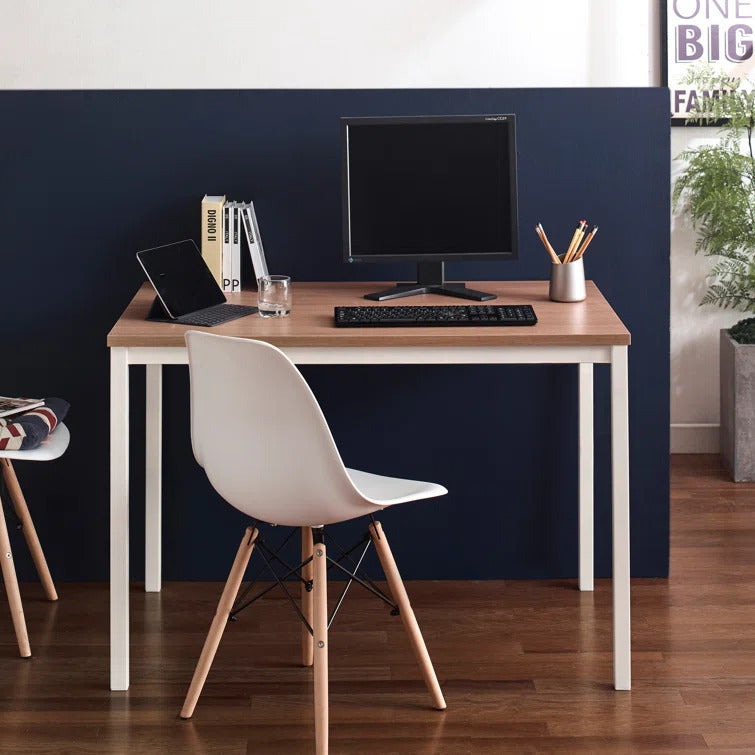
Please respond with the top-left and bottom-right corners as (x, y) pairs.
(671, 128), (744, 452)
(0, 1), (654, 89)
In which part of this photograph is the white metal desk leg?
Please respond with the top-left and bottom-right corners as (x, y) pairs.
(611, 346), (631, 690)
(145, 364), (162, 593)
(578, 363), (594, 591)
(110, 347), (130, 691)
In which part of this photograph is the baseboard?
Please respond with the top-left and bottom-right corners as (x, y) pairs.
(670, 423), (719, 453)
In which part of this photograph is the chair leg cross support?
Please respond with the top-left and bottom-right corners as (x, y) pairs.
(231, 527), (397, 629)
(327, 536), (372, 629)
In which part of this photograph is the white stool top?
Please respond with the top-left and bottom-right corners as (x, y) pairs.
(0, 423), (70, 462)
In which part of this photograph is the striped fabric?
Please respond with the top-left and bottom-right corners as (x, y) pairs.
(0, 398), (69, 451)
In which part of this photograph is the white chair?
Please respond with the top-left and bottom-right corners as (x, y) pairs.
(0, 423), (68, 657)
(179, 330), (447, 754)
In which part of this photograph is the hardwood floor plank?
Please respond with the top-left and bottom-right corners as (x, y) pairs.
(0, 455), (752, 752)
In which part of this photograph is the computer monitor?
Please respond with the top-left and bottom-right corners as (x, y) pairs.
(341, 114), (519, 301)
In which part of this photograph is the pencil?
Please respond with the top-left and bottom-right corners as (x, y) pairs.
(574, 225), (598, 260)
(537, 223), (561, 265)
(535, 224), (560, 264)
(564, 220), (587, 264)
(538, 223), (561, 264)
(563, 221), (584, 263)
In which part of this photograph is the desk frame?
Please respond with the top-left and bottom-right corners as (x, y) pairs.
(109, 342), (630, 693)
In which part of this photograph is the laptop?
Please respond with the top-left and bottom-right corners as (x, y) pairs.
(137, 239), (257, 327)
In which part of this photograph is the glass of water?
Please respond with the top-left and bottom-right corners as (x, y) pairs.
(258, 275), (292, 318)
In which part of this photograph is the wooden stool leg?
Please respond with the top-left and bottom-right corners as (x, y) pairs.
(368, 520), (446, 710)
(312, 531), (328, 755)
(1, 460), (57, 601)
(0, 493), (31, 657)
(180, 526), (257, 719)
(301, 526), (314, 667)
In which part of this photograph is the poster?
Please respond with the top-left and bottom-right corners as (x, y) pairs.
(665, 0), (755, 121)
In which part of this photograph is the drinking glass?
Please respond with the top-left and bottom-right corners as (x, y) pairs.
(258, 275), (292, 317)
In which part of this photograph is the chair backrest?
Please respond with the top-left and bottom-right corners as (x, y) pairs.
(185, 330), (365, 526)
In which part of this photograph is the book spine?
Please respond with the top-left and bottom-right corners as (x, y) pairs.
(231, 203), (241, 292)
(222, 202), (232, 292)
(249, 201), (268, 279)
(241, 203), (269, 282)
(201, 194), (226, 285)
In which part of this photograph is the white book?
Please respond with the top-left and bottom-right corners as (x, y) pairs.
(222, 202), (232, 292)
(240, 202), (268, 283)
(231, 202), (241, 292)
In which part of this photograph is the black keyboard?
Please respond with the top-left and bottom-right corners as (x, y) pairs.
(335, 304), (537, 327)
(175, 303), (258, 327)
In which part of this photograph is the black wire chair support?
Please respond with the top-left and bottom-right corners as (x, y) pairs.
(228, 523), (399, 632)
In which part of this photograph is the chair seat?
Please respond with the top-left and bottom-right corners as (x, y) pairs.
(346, 467), (447, 507)
(0, 423), (70, 462)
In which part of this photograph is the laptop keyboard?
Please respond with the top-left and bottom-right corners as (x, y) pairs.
(175, 303), (258, 327)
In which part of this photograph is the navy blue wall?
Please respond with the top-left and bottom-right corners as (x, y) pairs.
(0, 89), (669, 581)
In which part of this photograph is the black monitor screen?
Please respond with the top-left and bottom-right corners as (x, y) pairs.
(343, 116), (517, 262)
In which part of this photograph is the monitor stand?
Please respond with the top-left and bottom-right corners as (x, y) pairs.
(364, 262), (496, 301)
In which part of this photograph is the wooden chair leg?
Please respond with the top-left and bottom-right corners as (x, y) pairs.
(0, 493), (31, 658)
(368, 520), (446, 710)
(180, 526), (257, 719)
(1, 460), (57, 601)
(312, 531), (329, 755)
(301, 526), (314, 667)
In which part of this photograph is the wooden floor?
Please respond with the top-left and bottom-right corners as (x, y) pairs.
(0, 455), (753, 754)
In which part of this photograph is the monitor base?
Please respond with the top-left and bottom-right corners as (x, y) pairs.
(364, 282), (496, 302)
(364, 261), (497, 302)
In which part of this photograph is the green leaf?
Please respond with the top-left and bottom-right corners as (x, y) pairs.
(674, 66), (755, 313)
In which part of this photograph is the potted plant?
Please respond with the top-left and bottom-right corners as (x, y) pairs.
(672, 65), (755, 481)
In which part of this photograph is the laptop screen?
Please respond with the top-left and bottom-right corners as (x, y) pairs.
(137, 240), (225, 318)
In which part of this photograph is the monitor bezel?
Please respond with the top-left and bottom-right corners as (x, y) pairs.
(341, 114), (519, 265)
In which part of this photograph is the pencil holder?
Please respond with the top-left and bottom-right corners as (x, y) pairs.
(549, 255), (586, 302)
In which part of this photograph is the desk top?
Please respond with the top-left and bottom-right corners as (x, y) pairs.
(107, 281), (630, 348)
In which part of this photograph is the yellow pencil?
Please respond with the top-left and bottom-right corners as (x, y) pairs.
(564, 220), (587, 263)
(574, 225), (598, 260)
(535, 224), (560, 264)
(563, 222), (583, 263)
(539, 224), (562, 264)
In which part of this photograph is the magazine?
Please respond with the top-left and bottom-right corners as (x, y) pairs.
(0, 396), (44, 419)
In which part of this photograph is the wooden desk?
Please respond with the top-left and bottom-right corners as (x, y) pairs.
(108, 281), (631, 692)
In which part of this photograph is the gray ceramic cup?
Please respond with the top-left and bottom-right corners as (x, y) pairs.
(549, 256), (586, 302)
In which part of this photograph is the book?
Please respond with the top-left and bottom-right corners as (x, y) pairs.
(222, 202), (232, 292)
(201, 194), (226, 286)
(231, 203), (241, 292)
(0, 396), (44, 419)
(240, 201), (269, 283)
